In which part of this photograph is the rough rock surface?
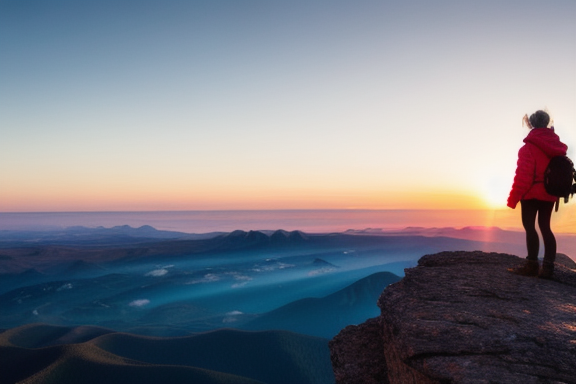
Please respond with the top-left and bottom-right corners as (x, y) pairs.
(330, 317), (387, 384)
(330, 251), (576, 384)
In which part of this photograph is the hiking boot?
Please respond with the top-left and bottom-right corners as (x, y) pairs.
(508, 259), (539, 277)
(539, 262), (554, 279)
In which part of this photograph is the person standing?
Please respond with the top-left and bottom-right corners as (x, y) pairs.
(507, 110), (568, 278)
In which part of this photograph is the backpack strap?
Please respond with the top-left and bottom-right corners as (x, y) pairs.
(528, 143), (548, 185)
(554, 198), (560, 212)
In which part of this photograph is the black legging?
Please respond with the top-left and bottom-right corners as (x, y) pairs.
(520, 199), (556, 263)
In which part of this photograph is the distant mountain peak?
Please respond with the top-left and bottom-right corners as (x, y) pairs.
(227, 229), (248, 237)
(288, 230), (307, 241)
(246, 230), (268, 242)
(270, 230), (307, 243)
(312, 258), (338, 268)
(220, 229), (308, 249)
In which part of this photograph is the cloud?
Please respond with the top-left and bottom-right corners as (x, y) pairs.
(252, 261), (295, 272)
(232, 274), (252, 281)
(308, 267), (336, 276)
(129, 299), (150, 307)
(145, 268), (169, 277)
(223, 310), (244, 323)
(230, 273), (252, 288)
(57, 283), (73, 291)
(226, 310), (243, 316)
(145, 264), (174, 277)
(186, 273), (221, 285)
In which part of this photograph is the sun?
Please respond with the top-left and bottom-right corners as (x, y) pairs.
(481, 180), (510, 209)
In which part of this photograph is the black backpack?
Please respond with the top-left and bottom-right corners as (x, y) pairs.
(544, 155), (576, 211)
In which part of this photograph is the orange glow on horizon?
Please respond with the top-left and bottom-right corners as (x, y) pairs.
(1, 184), (491, 212)
(4, 185), (576, 234)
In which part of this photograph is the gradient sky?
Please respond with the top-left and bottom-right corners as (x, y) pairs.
(1, 0), (575, 212)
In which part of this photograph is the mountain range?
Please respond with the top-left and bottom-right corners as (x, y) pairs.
(1, 225), (572, 383)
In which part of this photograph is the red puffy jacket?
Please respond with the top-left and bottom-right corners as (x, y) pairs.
(507, 127), (568, 209)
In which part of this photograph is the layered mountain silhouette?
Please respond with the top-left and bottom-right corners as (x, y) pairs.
(1, 225), (570, 384)
(243, 271), (401, 338)
(0, 225), (197, 247)
(0, 226), (548, 335)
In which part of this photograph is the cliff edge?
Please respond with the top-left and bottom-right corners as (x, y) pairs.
(330, 251), (576, 384)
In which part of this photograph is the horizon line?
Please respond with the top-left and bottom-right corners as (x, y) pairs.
(0, 208), (509, 214)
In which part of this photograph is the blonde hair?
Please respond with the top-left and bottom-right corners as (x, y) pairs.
(522, 114), (534, 129)
(523, 109), (553, 129)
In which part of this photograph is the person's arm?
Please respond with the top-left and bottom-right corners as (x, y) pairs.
(507, 145), (535, 209)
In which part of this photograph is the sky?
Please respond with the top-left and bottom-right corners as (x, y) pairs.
(1, 0), (575, 213)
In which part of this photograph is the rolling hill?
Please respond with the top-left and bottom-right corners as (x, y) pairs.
(242, 271), (401, 338)
(0, 323), (334, 384)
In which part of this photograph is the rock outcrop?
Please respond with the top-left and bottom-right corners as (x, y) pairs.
(330, 251), (576, 384)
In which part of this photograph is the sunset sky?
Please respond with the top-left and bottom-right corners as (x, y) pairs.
(1, 0), (575, 212)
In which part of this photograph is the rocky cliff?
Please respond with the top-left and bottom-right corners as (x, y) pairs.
(330, 251), (576, 384)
